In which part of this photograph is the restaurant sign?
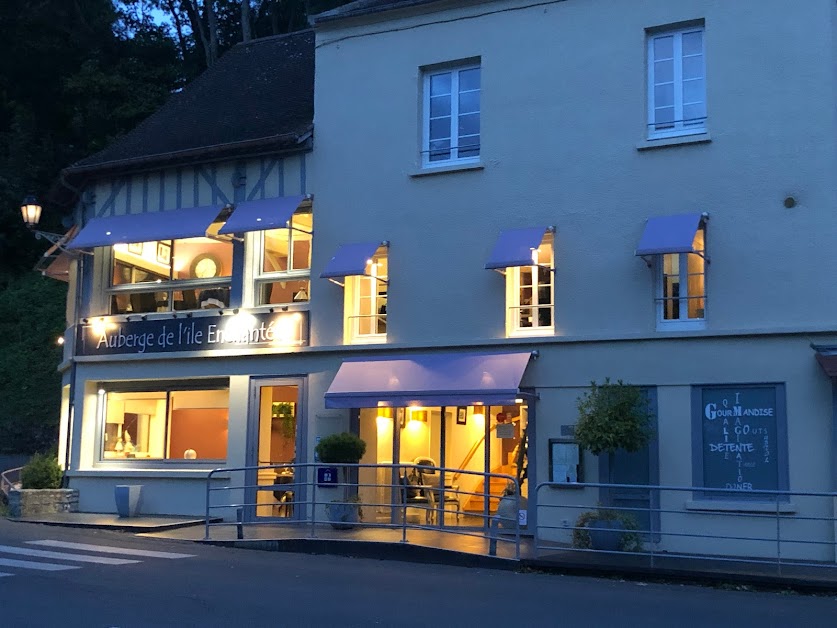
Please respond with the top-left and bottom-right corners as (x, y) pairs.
(77, 310), (308, 356)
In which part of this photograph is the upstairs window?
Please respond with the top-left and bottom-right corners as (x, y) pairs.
(648, 26), (706, 138)
(507, 233), (554, 336)
(255, 208), (312, 306)
(658, 226), (706, 325)
(110, 238), (233, 314)
(422, 63), (480, 166)
(346, 252), (388, 343)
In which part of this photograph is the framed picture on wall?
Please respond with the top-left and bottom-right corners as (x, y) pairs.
(127, 242), (143, 255)
(156, 241), (171, 265)
(456, 407), (467, 425)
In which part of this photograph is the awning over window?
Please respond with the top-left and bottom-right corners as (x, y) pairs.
(34, 225), (78, 282)
(813, 345), (837, 377)
(218, 195), (308, 234)
(324, 350), (534, 409)
(485, 227), (551, 270)
(635, 213), (704, 256)
(320, 241), (384, 279)
(66, 205), (223, 249)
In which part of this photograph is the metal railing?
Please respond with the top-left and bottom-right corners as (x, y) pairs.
(205, 462), (521, 560)
(535, 481), (837, 576)
(0, 467), (22, 498)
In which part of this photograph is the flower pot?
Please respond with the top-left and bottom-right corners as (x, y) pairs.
(115, 485), (143, 518)
(326, 502), (360, 530)
(587, 518), (625, 552)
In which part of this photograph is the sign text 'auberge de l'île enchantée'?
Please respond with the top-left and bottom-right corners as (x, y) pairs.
(77, 310), (308, 356)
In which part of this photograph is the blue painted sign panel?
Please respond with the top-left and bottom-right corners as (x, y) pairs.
(76, 310), (308, 356)
(700, 386), (780, 492)
(317, 467), (339, 487)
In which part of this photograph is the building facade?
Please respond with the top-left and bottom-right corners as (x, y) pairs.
(52, 0), (837, 561)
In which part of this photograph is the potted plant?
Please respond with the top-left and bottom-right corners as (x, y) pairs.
(314, 432), (366, 530)
(573, 379), (652, 551)
(572, 508), (642, 552)
(272, 402), (296, 439)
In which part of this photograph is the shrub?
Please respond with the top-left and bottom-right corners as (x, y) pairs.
(574, 379), (652, 456)
(20, 454), (63, 489)
(571, 509), (643, 552)
(315, 432), (366, 464)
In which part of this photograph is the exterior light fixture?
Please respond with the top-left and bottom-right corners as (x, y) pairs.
(20, 195), (42, 227)
(56, 337), (65, 346)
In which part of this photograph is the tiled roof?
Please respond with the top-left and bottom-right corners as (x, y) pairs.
(66, 30), (314, 178)
(311, 0), (443, 24)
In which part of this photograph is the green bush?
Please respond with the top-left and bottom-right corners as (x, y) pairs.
(571, 509), (643, 552)
(315, 432), (366, 464)
(574, 379), (652, 456)
(20, 454), (63, 489)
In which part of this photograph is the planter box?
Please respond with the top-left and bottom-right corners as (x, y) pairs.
(115, 485), (143, 518)
(8, 489), (79, 518)
(587, 519), (626, 552)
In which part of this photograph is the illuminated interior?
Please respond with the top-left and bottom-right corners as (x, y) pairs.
(110, 237), (233, 314)
(358, 402), (528, 527)
(100, 387), (229, 460)
(254, 384), (299, 518)
(661, 227), (705, 321)
(507, 232), (554, 334)
(257, 209), (312, 306)
(346, 251), (388, 342)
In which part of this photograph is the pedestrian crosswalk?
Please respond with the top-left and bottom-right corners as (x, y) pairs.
(0, 539), (194, 579)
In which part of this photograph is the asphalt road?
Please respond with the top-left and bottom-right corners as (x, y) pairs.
(0, 519), (834, 627)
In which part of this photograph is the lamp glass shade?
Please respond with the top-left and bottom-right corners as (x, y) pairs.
(21, 197), (42, 227)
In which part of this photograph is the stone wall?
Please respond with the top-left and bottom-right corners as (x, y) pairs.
(8, 489), (79, 518)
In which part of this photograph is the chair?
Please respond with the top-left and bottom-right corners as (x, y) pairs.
(414, 457), (461, 523)
(399, 471), (434, 525)
(272, 471), (294, 518)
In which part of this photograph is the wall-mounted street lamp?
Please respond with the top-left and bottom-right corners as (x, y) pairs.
(20, 195), (82, 254)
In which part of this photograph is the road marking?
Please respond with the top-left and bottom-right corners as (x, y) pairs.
(0, 558), (79, 571)
(27, 540), (195, 559)
(0, 545), (140, 565)
(0, 572), (12, 578)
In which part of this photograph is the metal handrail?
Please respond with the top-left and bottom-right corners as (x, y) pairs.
(534, 481), (837, 574)
(205, 462), (521, 560)
(0, 467), (22, 497)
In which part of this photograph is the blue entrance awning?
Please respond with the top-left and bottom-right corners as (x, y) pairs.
(218, 195), (308, 234)
(485, 227), (551, 269)
(67, 205), (223, 249)
(324, 351), (534, 409)
(320, 242), (384, 279)
(635, 213), (704, 256)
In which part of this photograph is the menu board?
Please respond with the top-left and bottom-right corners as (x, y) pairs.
(700, 386), (780, 493)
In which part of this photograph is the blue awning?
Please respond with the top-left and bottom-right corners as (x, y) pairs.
(320, 242), (384, 279)
(218, 195), (308, 234)
(485, 227), (551, 269)
(635, 213), (704, 256)
(324, 351), (534, 409)
(67, 205), (223, 249)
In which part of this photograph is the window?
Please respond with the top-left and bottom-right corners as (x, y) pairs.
(648, 26), (706, 138)
(422, 64), (480, 166)
(692, 384), (788, 500)
(109, 238), (233, 314)
(255, 208), (312, 306)
(345, 251), (388, 343)
(506, 233), (554, 336)
(99, 384), (229, 461)
(657, 226), (705, 327)
(549, 439), (583, 484)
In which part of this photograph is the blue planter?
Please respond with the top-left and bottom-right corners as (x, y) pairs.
(115, 485), (143, 518)
(326, 502), (360, 530)
(587, 519), (625, 552)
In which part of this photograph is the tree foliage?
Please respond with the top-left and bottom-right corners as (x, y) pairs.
(574, 379), (653, 456)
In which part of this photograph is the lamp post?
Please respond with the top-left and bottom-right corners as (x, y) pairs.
(20, 195), (73, 247)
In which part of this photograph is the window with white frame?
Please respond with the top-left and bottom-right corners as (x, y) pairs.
(345, 252), (388, 343)
(109, 237), (233, 314)
(648, 25), (706, 138)
(423, 64), (480, 166)
(658, 226), (706, 325)
(255, 208), (312, 306)
(506, 234), (554, 335)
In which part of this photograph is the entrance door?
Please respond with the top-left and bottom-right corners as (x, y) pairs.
(600, 388), (659, 539)
(250, 380), (302, 519)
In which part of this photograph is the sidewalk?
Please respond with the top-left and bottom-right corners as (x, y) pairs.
(6, 512), (215, 533)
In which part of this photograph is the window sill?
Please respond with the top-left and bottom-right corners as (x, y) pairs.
(637, 133), (711, 151)
(409, 161), (484, 178)
(656, 320), (706, 332)
(507, 328), (555, 338)
(348, 335), (388, 345)
(685, 500), (796, 514)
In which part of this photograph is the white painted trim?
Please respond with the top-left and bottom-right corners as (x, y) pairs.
(421, 64), (481, 168)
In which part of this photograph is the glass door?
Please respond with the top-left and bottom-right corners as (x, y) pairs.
(252, 381), (300, 519)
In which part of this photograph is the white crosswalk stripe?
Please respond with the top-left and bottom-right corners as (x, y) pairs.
(0, 572), (13, 577)
(0, 557), (79, 572)
(0, 545), (140, 565)
(27, 540), (195, 559)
